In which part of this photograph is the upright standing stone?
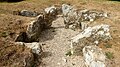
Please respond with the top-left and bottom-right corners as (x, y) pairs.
(26, 14), (44, 41)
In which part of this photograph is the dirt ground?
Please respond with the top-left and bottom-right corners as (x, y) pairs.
(0, 0), (120, 67)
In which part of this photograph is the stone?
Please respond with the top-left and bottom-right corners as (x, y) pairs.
(44, 6), (59, 28)
(81, 21), (89, 30)
(70, 24), (111, 55)
(15, 42), (43, 55)
(20, 10), (39, 17)
(71, 24), (111, 42)
(15, 8), (58, 42)
(62, 57), (67, 62)
(44, 5), (57, 14)
(62, 4), (73, 16)
(83, 45), (106, 67)
(27, 11), (58, 41)
(62, 4), (80, 29)
(25, 42), (43, 55)
(26, 14), (44, 41)
(62, 4), (109, 30)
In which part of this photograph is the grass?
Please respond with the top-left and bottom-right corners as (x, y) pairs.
(0, 31), (11, 37)
(0, 31), (8, 37)
(105, 52), (114, 60)
(105, 44), (112, 48)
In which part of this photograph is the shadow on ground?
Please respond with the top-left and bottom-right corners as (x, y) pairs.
(39, 28), (57, 42)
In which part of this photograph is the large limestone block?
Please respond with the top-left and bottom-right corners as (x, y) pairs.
(70, 24), (111, 55)
(83, 45), (106, 67)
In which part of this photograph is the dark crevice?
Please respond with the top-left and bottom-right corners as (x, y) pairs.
(15, 32), (40, 43)
(15, 32), (31, 43)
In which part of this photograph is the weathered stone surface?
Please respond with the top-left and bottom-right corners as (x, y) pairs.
(26, 6), (59, 42)
(15, 42), (43, 55)
(83, 45), (106, 67)
(70, 24), (111, 55)
(26, 14), (44, 41)
(44, 5), (59, 28)
(26, 10), (58, 41)
(24, 42), (43, 55)
(62, 4), (109, 30)
(62, 4), (80, 30)
(20, 10), (39, 17)
(44, 5), (57, 15)
(14, 6), (59, 42)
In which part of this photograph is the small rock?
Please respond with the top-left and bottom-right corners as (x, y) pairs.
(57, 62), (61, 65)
(20, 10), (39, 17)
(94, 40), (99, 44)
(44, 5), (57, 14)
(15, 42), (43, 55)
(62, 57), (67, 62)
(83, 45), (106, 67)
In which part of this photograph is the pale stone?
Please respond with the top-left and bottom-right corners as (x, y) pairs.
(15, 42), (42, 55)
(26, 14), (44, 41)
(70, 24), (111, 55)
(45, 6), (57, 14)
(20, 10), (39, 17)
(62, 4), (109, 30)
(83, 45), (106, 67)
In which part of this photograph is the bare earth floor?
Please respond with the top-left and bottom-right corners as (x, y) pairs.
(39, 17), (85, 67)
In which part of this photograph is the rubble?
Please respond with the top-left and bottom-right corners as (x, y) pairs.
(62, 4), (109, 30)
(70, 24), (111, 55)
(83, 45), (106, 67)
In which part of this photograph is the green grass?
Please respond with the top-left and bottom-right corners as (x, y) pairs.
(0, 31), (10, 37)
(105, 52), (114, 60)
